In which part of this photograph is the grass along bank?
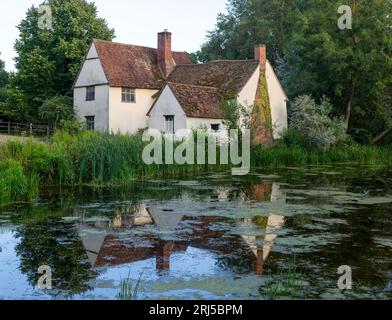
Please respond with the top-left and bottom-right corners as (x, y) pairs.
(0, 130), (391, 206)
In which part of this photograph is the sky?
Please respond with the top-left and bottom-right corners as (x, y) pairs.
(0, 0), (228, 71)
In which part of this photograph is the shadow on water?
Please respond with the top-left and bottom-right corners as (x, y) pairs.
(0, 165), (392, 299)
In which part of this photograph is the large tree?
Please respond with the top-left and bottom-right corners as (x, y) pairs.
(198, 0), (392, 143)
(4, 0), (114, 120)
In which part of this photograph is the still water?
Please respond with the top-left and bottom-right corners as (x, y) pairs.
(1, 165), (392, 300)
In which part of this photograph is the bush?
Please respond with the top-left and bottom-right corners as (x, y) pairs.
(288, 95), (348, 151)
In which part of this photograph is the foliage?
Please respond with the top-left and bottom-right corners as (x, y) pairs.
(287, 95), (348, 151)
(221, 99), (252, 130)
(118, 272), (143, 300)
(0, 54), (8, 87)
(0, 54), (8, 105)
(5, 0), (115, 119)
(39, 95), (74, 129)
(198, 0), (392, 143)
(263, 256), (306, 300)
(0, 160), (39, 205)
(1, 130), (392, 205)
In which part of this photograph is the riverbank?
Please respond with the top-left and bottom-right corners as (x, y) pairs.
(1, 131), (391, 206)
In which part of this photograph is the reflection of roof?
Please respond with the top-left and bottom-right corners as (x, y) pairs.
(93, 39), (192, 89)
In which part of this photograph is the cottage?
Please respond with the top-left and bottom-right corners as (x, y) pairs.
(73, 31), (288, 140)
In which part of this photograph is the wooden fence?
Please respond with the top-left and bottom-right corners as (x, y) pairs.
(0, 120), (51, 137)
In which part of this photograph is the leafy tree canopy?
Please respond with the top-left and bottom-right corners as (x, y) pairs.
(9, 0), (115, 118)
(198, 0), (392, 143)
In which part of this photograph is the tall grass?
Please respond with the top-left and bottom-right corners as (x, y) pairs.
(251, 144), (392, 167)
(118, 272), (143, 300)
(0, 160), (39, 206)
(0, 130), (391, 205)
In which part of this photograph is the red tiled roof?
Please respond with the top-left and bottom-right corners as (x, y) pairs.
(168, 60), (259, 98)
(167, 83), (225, 119)
(93, 39), (192, 89)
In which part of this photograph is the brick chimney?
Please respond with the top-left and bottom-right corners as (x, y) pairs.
(157, 30), (175, 78)
(254, 44), (267, 71)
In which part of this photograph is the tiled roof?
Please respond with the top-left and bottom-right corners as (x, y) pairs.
(168, 83), (225, 119)
(168, 60), (259, 98)
(93, 39), (192, 89)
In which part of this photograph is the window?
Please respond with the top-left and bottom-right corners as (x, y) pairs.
(86, 86), (95, 101)
(85, 116), (95, 131)
(211, 124), (220, 132)
(122, 88), (136, 103)
(164, 116), (175, 134)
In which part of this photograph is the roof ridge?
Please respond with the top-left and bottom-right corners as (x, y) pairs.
(168, 82), (218, 91)
(174, 59), (259, 67)
(93, 38), (189, 54)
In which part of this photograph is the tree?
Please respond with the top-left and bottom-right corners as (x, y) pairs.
(196, 0), (299, 64)
(0, 54), (8, 104)
(7, 0), (115, 119)
(39, 95), (74, 129)
(198, 0), (392, 143)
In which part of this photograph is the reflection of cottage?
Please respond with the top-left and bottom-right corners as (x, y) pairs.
(77, 182), (285, 274)
(73, 31), (288, 141)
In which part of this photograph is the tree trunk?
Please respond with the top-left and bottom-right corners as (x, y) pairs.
(371, 128), (391, 145)
(344, 76), (358, 131)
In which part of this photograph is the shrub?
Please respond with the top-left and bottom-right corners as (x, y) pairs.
(289, 95), (348, 151)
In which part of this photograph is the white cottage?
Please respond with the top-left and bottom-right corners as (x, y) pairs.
(73, 31), (288, 140)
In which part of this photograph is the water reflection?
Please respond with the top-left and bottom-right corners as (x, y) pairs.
(75, 182), (285, 277)
(2, 166), (391, 299)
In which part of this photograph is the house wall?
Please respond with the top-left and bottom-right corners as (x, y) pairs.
(148, 86), (187, 133)
(73, 43), (110, 131)
(265, 61), (288, 139)
(109, 88), (158, 134)
(186, 118), (228, 140)
(74, 85), (110, 131)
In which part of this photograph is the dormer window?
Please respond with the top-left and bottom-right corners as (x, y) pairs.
(86, 86), (95, 101)
(122, 88), (136, 103)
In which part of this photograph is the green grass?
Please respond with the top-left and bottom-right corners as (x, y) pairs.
(118, 272), (143, 300)
(264, 256), (306, 300)
(0, 130), (391, 206)
(251, 144), (392, 167)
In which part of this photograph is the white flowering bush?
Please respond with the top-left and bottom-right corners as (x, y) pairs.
(288, 95), (347, 151)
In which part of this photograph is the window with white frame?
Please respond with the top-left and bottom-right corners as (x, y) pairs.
(85, 116), (95, 131)
(122, 88), (136, 103)
(86, 86), (95, 101)
(164, 115), (175, 134)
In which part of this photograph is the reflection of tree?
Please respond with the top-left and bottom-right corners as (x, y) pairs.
(15, 218), (98, 296)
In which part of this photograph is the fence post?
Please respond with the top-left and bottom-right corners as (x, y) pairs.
(46, 126), (50, 138)
(8, 121), (11, 134)
(30, 123), (33, 136)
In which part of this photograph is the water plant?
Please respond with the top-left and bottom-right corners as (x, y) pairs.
(118, 272), (143, 300)
(263, 256), (306, 300)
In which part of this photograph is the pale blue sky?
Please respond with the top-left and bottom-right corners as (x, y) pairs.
(0, 0), (227, 71)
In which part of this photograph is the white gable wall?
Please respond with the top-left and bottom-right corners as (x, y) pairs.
(148, 86), (187, 133)
(265, 61), (288, 139)
(74, 85), (110, 131)
(74, 43), (110, 131)
(109, 88), (159, 134)
(238, 67), (260, 108)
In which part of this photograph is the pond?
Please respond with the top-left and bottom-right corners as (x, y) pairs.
(1, 165), (392, 300)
